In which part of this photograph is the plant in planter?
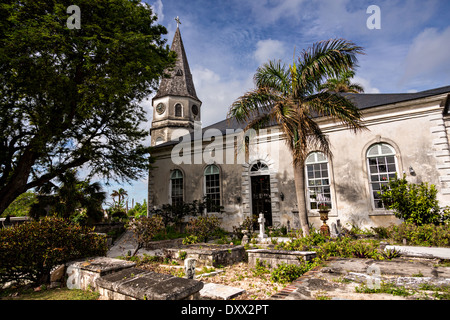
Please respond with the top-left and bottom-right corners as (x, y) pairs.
(318, 203), (330, 237)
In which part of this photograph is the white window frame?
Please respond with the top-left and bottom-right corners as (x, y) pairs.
(366, 143), (398, 210)
(204, 164), (221, 212)
(305, 152), (332, 211)
(170, 169), (184, 206)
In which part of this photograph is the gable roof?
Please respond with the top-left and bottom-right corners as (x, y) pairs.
(153, 27), (200, 102)
(153, 85), (450, 148)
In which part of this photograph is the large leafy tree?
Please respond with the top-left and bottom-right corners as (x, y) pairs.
(228, 39), (366, 235)
(0, 0), (175, 214)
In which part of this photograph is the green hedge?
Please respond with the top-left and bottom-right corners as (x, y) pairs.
(0, 217), (107, 286)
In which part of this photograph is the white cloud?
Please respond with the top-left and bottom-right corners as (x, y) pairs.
(401, 27), (450, 85)
(192, 66), (254, 127)
(150, 0), (164, 22)
(254, 39), (287, 64)
(352, 75), (380, 94)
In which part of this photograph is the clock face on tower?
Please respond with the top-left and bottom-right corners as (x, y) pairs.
(156, 103), (166, 115)
(192, 105), (199, 116)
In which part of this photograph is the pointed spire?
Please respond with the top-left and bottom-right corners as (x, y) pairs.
(154, 25), (200, 102)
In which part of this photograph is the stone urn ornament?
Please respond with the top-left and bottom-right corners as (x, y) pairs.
(318, 204), (330, 237)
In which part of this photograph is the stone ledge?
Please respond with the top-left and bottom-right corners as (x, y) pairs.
(247, 249), (316, 269)
(96, 267), (204, 300)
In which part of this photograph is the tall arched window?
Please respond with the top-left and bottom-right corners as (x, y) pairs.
(366, 143), (398, 209)
(170, 169), (183, 206)
(175, 103), (182, 117)
(204, 165), (220, 212)
(305, 152), (332, 210)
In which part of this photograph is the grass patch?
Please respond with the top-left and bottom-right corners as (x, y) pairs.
(1, 287), (99, 300)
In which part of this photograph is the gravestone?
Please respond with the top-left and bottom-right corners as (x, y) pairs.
(185, 258), (196, 280)
(241, 230), (249, 246)
(258, 213), (267, 239)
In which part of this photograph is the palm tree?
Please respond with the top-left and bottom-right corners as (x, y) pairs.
(30, 170), (106, 224)
(228, 39), (366, 236)
(319, 70), (364, 93)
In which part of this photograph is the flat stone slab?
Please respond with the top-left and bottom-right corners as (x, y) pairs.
(69, 256), (136, 274)
(96, 267), (204, 300)
(66, 257), (136, 290)
(386, 245), (450, 260)
(247, 249), (316, 269)
(199, 283), (246, 300)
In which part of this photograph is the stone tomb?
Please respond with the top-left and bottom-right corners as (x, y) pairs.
(96, 267), (203, 300)
(66, 256), (136, 291)
(247, 249), (316, 269)
(164, 244), (246, 267)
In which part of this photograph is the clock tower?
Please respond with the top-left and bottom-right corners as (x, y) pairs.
(150, 23), (202, 146)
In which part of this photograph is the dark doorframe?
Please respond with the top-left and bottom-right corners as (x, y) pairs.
(251, 175), (272, 227)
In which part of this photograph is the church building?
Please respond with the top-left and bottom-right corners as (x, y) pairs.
(148, 25), (450, 231)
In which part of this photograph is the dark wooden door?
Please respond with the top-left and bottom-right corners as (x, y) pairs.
(251, 175), (272, 227)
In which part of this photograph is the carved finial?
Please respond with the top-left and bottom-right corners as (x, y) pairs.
(175, 16), (181, 28)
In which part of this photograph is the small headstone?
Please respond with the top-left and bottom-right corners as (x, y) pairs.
(185, 258), (196, 280)
(331, 222), (338, 238)
(258, 213), (267, 239)
(241, 230), (249, 245)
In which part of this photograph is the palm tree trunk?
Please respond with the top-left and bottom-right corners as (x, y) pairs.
(293, 162), (310, 236)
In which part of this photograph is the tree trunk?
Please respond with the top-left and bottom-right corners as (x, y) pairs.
(293, 162), (310, 236)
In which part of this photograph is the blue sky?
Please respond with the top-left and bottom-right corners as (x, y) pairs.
(104, 0), (450, 208)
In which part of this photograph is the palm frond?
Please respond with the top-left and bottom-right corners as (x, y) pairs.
(305, 92), (367, 133)
(297, 39), (364, 96)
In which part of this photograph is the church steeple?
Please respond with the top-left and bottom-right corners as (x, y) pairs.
(151, 21), (202, 146)
(153, 26), (200, 102)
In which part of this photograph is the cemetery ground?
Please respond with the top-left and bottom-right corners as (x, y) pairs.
(2, 221), (450, 301)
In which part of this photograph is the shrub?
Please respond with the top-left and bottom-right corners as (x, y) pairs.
(184, 215), (221, 243)
(129, 215), (165, 255)
(380, 175), (445, 225)
(270, 262), (313, 284)
(388, 222), (450, 247)
(0, 217), (107, 286)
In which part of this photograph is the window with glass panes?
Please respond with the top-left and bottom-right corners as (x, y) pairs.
(305, 152), (332, 210)
(204, 165), (220, 212)
(366, 143), (398, 209)
(170, 170), (183, 206)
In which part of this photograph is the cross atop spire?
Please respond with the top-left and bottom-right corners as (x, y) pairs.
(175, 16), (181, 28)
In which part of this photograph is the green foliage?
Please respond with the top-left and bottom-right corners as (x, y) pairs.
(270, 262), (315, 284)
(182, 235), (199, 245)
(128, 200), (148, 219)
(276, 229), (328, 251)
(251, 259), (271, 277)
(0, 217), (107, 286)
(129, 215), (165, 255)
(380, 175), (446, 225)
(0, 0), (174, 215)
(1, 191), (37, 218)
(184, 215), (221, 243)
(152, 197), (223, 229)
(388, 222), (450, 247)
(29, 170), (106, 225)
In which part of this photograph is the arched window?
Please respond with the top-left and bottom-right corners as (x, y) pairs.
(175, 103), (182, 117)
(305, 152), (332, 210)
(204, 165), (220, 212)
(250, 160), (269, 174)
(366, 143), (398, 209)
(170, 169), (183, 206)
